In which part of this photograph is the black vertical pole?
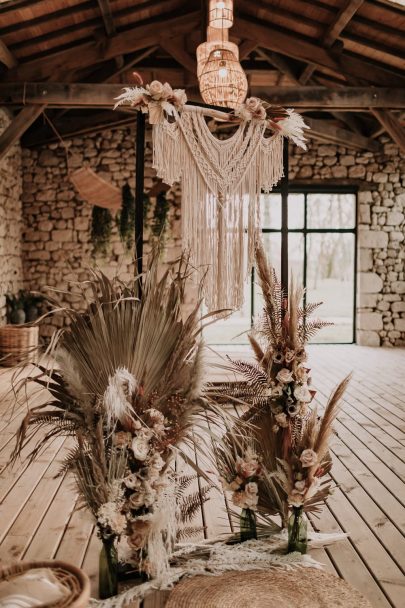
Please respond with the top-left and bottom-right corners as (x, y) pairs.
(281, 137), (289, 292)
(135, 111), (146, 279)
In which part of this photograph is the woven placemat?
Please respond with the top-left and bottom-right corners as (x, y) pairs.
(165, 568), (373, 608)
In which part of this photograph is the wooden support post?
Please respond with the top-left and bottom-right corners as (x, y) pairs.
(135, 111), (145, 279)
(281, 137), (289, 293)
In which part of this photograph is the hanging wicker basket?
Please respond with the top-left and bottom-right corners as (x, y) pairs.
(70, 167), (121, 210)
(0, 325), (39, 367)
(0, 560), (91, 608)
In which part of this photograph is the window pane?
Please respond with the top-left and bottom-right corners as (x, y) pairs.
(307, 193), (356, 229)
(260, 193), (281, 229)
(288, 193), (305, 229)
(253, 233), (304, 316)
(306, 232), (355, 343)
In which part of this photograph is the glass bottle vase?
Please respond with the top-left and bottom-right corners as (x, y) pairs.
(287, 506), (308, 554)
(99, 538), (118, 599)
(240, 508), (257, 542)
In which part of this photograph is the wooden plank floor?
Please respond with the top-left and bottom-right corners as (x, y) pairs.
(0, 345), (404, 607)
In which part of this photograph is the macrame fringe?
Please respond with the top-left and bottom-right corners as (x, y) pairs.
(90, 531), (348, 607)
(152, 109), (284, 311)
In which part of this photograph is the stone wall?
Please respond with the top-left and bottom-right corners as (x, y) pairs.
(21, 125), (182, 337)
(21, 127), (405, 345)
(0, 108), (23, 324)
(290, 139), (405, 346)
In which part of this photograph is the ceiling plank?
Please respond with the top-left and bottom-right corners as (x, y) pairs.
(298, 0), (365, 83)
(232, 16), (405, 87)
(0, 38), (17, 69)
(304, 117), (381, 152)
(323, 0), (365, 47)
(3, 11), (200, 82)
(0, 105), (46, 161)
(1, 83), (405, 110)
(370, 108), (405, 153)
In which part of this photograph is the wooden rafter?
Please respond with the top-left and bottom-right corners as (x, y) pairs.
(370, 108), (405, 152)
(0, 105), (45, 161)
(2, 11), (200, 82)
(0, 38), (17, 69)
(304, 117), (381, 152)
(238, 40), (258, 61)
(97, 0), (115, 37)
(232, 16), (405, 87)
(160, 37), (197, 79)
(323, 0), (365, 47)
(1, 83), (404, 110)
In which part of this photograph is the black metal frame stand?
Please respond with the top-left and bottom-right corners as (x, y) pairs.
(134, 108), (289, 291)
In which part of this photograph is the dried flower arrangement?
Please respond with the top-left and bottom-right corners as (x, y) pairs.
(211, 243), (350, 549)
(9, 250), (226, 598)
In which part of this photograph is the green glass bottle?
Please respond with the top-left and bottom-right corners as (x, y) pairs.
(240, 508), (257, 542)
(99, 538), (118, 599)
(287, 507), (308, 554)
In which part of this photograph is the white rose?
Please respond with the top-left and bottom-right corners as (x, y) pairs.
(288, 491), (304, 507)
(253, 105), (267, 121)
(300, 448), (318, 468)
(294, 384), (312, 403)
(277, 368), (294, 384)
(132, 436), (150, 461)
(161, 82), (173, 99)
(147, 80), (164, 99)
(245, 97), (262, 113)
(294, 480), (306, 493)
(148, 452), (164, 472)
(272, 384), (284, 397)
(129, 492), (146, 509)
(173, 88), (187, 107)
(245, 481), (258, 496)
(124, 473), (141, 489)
(275, 412), (288, 428)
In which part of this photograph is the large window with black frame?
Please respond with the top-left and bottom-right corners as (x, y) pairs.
(205, 187), (357, 346)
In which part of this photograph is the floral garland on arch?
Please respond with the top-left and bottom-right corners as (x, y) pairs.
(114, 81), (309, 311)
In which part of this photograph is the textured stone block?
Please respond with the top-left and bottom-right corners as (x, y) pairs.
(356, 330), (380, 346)
(392, 281), (405, 294)
(394, 318), (405, 332)
(359, 272), (383, 293)
(392, 302), (405, 313)
(386, 211), (404, 226)
(358, 229), (388, 249)
(358, 312), (383, 330)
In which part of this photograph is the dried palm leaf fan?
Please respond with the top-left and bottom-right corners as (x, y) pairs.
(42, 112), (121, 210)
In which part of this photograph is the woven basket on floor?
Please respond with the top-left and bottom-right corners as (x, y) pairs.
(0, 325), (39, 366)
(165, 569), (373, 608)
(0, 560), (90, 608)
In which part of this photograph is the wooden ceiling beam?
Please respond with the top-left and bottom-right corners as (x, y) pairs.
(1, 83), (405, 110)
(370, 108), (405, 153)
(0, 38), (17, 69)
(160, 37), (197, 79)
(232, 16), (405, 87)
(323, 0), (365, 47)
(304, 117), (381, 152)
(298, 0), (365, 83)
(238, 40), (258, 61)
(97, 0), (115, 37)
(2, 11), (200, 82)
(0, 105), (45, 161)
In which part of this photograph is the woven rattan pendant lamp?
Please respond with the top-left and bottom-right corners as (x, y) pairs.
(209, 0), (233, 28)
(198, 0), (247, 108)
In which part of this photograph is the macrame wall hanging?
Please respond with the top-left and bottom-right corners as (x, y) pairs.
(115, 82), (309, 311)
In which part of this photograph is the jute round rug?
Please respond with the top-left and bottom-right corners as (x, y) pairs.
(165, 569), (373, 608)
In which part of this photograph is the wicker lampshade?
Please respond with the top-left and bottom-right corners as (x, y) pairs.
(196, 40), (239, 78)
(209, 0), (233, 29)
(199, 47), (248, 109)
